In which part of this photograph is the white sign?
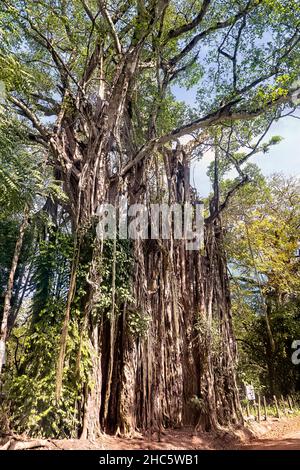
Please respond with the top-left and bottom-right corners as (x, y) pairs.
(245, 384), (255, 401)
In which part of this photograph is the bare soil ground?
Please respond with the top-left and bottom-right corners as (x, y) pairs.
(239, 416), (300, 450)
(50, 428), (222, 451)
(2, 416), (300, 450)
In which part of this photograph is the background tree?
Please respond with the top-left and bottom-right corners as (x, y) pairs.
(223, 174), (300, 397)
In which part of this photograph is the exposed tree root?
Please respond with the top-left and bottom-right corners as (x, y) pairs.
(0, 440), (11, 450)
(114, 426), (143, 440)
(0, 436), (51, 450)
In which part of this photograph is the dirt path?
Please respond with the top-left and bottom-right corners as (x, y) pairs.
(51, 428), (219, 450)
(245, 430), (300, 450)
(240, 416), (300, 450)
(3, 416), (300, 450)
(48, 417), (300, 450)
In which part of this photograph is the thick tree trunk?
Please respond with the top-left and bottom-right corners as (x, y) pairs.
(105, 222), (242, 435)
(72, 162), (242, 439)
(51, 111), (242, 437)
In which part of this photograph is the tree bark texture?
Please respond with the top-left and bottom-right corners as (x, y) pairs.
(45, 56), (242, 438)
(58, 147), (243, 438)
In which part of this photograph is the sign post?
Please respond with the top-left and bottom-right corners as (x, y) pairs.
(245, 384), (255, 401)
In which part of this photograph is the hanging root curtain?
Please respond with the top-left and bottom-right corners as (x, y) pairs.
(55, 140), (242, 439)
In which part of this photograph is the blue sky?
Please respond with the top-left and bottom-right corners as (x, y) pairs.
(173, 85), (300, 197)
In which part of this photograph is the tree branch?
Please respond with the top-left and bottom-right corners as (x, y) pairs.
(166, 0), (211, 40)
(97, 1), (122, 55)
(205, 175), (250, 224)
(121, 86), (299, 176)
(8, 96), (49, 141)
(169, 0), (262, 65)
